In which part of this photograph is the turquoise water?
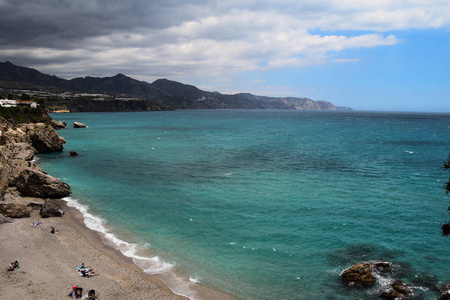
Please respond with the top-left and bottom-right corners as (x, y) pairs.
(39, 110), (450, 299)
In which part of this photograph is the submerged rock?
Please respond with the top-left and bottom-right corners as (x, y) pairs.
(374, 261), (391, 272)
(341, 263), (375, 287)
(380, 280), (412, 299)
(73, 122), (87, 128)
(441, 283), (450, 300)
(16, 169), (71, 199)
(69, 151), (79, 157)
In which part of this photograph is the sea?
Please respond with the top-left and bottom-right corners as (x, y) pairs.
(37, 110), (450, 300)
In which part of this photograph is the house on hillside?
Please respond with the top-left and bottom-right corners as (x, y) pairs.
(17, 100), (38, 108)
(0, 99), (17, 107)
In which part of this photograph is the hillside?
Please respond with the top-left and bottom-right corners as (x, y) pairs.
(0, 61), (341, 111)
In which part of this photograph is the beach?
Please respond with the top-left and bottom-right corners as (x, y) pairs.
(0, 201), (237, 300)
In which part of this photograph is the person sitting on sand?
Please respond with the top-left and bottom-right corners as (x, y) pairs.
(7, 263), (14, 271)
(35, 219), (41, 225)
(50, 227), (58, 234)
(13, 260), (19, 269)
(88, 289), (96, 299)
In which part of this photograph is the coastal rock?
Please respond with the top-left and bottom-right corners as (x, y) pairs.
(0, 203), (31, 218)
(0, 143), (42, 187)
(16, 169), (71, 199)
(341, 263), (375, 287)
(40, 200), (65, 218)
(29, 124), (64, 152)
(69, 151), (79, 157)
(441, 283), (450, 300)
(0, 214), (12, 223)
(380, 280), (412, 299)
(50, 119), (67, 130)
(73, 122), (87, 128)
(374, 261), (391, 272)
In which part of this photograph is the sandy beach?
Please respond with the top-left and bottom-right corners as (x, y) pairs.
(0, 201), (237, 300)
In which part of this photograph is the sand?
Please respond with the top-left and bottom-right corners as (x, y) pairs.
(0, 201), (238, 300)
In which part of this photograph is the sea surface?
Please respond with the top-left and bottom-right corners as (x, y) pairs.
(38, 110), (450, 299)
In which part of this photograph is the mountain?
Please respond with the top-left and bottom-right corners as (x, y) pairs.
(0, 61), (341, 111)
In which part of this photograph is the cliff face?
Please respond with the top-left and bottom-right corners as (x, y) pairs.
(0, 114), (66, 199)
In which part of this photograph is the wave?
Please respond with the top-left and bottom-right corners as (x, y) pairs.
(62, 197), (203, 300)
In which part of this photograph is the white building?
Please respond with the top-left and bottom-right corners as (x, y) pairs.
(0, 99), (17, 107)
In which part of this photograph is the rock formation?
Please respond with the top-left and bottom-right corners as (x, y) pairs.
(73, 121), (87, 128)
(442, 283), (450, 300)
(341, 263), (376, 287)
(0, 112), (71, 220)
(380, 280), (412, 299)
(40, 200), (65, 218)
(17, 169), (71, 199)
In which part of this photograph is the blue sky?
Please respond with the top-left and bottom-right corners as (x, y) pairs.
(1, 0), (449, 112)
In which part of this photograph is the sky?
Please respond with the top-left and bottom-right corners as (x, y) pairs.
(0, 0), (449, 112)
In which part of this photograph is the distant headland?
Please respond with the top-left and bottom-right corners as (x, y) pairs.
(0, 61), (352, 112)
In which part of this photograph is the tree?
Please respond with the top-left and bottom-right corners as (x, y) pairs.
(442, 154), (450, 236)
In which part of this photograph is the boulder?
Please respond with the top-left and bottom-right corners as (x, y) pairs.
(374, 261), (390, 272)
(441, 283), (450, 300)
(16, 169), (71, 199)
(341, 263), (375, 287)
(50, 119), (67, 130)
(0, 214), (12, 223)
(0, 203), (31, 218)
(1, 142), (37, 161)
(69, 151), (79, 157)
(73, 122), (87, 128)
(380, 280), (412, 299)
(40, 200), (65, 218)
(29, 124), (64, 153)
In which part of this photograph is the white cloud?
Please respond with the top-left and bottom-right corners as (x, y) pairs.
(1, 0), (449, 83)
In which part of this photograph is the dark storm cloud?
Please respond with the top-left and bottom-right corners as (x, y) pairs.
(0, 0), (211, 49)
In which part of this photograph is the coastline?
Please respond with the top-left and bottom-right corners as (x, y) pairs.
(0, 114), (239, 300)
(0, 198), (239, 300)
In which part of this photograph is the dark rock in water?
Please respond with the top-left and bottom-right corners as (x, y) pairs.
(16, 169), (71, 199)
(0, 203), (31, 218)
(341, 263), (375, 287)
(441, 283), (450, 300)
(40, 200), (65, 218)
(50, 119), (67, 130)
(73, 122), (87, 128)
(69, 151), (79, 157)
(380, 280), (412, 299)
(374, 261), (391, 272)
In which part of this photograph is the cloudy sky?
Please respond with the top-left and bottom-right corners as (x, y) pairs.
(1, 0), (449, 112)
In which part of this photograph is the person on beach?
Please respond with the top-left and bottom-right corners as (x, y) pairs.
(50, 226), (58, 234)
(13, 260), (19, 269)
(7, 263), (14, 271)
(35, 219), (41, 225)
(88, 289), (96, 299)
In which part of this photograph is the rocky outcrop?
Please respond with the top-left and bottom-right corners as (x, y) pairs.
(16, 169), (71, 199)
(0, 214), (12, 223)
(29, 123), (64, 152)
(380, 280), (412, 299)
(341, 263), (375, 287)
(73, 122), (87, 128)
(0, 203), (32, 218)
(442, 283), (450, 300)
(50, 119), (67, 130)
(40, 200), (65, 218)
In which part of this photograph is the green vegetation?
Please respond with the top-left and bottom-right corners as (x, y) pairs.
(0, 106), (51, 123)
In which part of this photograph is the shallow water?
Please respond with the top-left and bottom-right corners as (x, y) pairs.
(39, 110), (450, 299)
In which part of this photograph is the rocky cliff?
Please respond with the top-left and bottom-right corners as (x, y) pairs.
(0, 111), (70, 219)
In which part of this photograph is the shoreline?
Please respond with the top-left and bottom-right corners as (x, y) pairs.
(0, 198), (239, 300)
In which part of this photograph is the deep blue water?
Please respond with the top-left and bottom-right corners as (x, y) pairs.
(39, 110), (450, 299)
